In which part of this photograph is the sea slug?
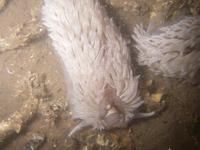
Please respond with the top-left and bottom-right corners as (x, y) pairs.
(42, 0), (154, 136)
(133, 16), (200, 79)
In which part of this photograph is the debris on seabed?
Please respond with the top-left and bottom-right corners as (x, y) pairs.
(0, 0), (6, 12)
(25, 132), (46, 150)
(150, 92), (164, 103)
(145, 79), (164, 103)
(96, 134), (109, 146)
(0, 21), (46, 53)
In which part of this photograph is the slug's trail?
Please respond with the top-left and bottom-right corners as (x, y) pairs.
(42, 0), (154, 136)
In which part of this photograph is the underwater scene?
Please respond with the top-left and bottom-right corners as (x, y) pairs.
(0, 0), (200, 149)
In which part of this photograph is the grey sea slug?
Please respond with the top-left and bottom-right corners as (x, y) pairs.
(133, 16), (200, 79)
(42, 0), (154, 136)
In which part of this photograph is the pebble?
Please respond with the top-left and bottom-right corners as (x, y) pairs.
(150, 92), (163, 103)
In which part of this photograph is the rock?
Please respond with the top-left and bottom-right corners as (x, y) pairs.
(25, 133), (46, 150)
(0, 0), (6, 12)
(96, 134), (109, 146)
(150, 92), (163, 103)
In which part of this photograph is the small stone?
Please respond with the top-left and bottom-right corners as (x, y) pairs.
(0, 0), (6, 11)
(53, 144), (57, 148)
(69, 111), (73, 116)
(106, 104), (111, 110)
(25, 133), (46, 150)
(146, 79), (153, 87)
(96, 134), (109, 146)
(144, 92), (150, 97)
(150, 92), (163, 103)
(82, 146), (88, 150)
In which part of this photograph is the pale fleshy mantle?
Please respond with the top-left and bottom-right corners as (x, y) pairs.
(133, 16), (200, 78)
(42, 0), (154, 136)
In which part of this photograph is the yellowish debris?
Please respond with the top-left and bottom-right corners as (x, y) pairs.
(150, 92), (163, 103)
(150, 12), (156, 19)
(96, 134), (109, 146)
(0, 0), (6, 11)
